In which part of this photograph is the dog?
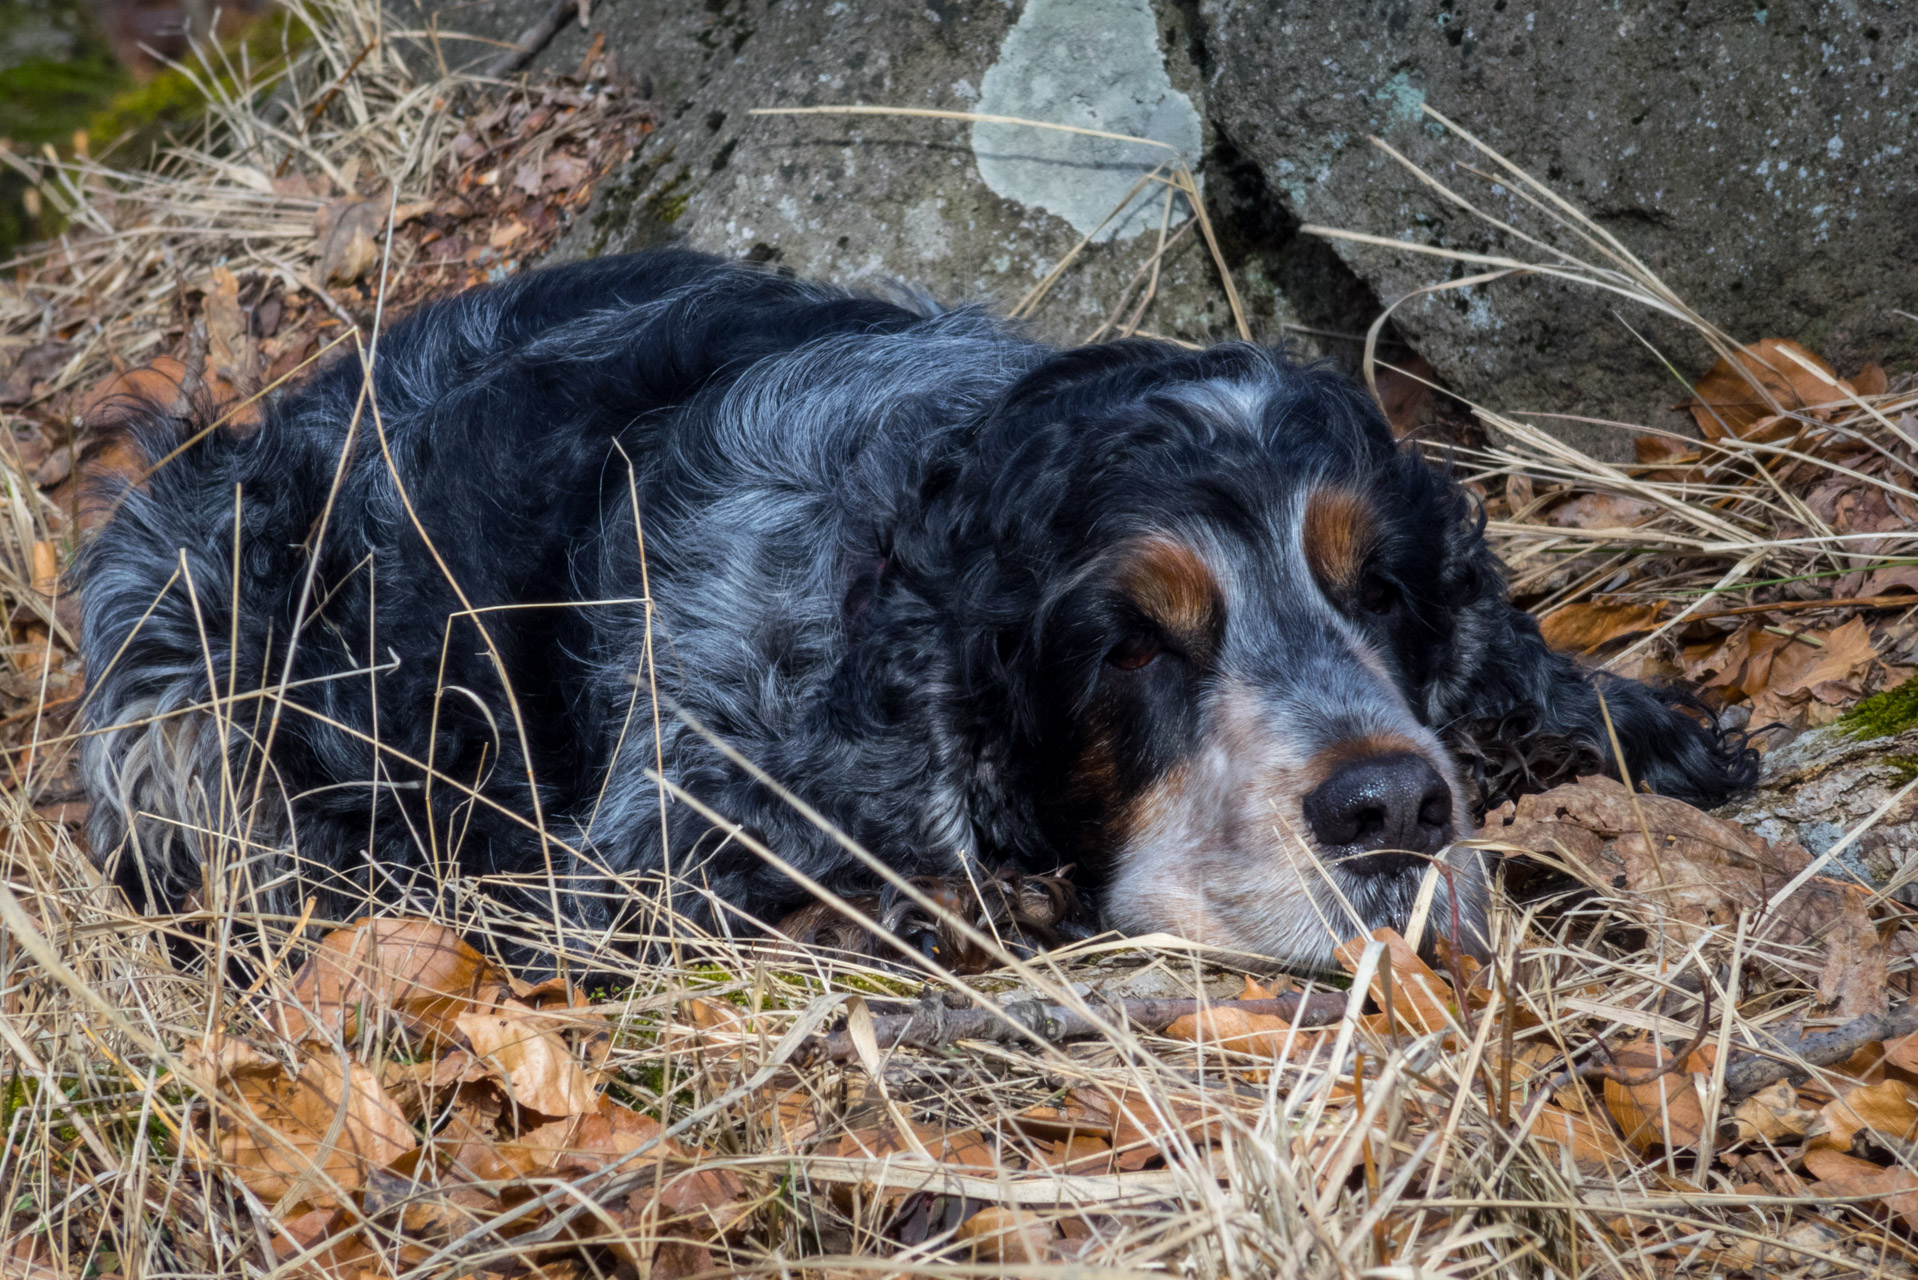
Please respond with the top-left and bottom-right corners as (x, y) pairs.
(76, 250), (1756, 972)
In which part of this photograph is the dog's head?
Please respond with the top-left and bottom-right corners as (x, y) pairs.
(878, 341), (1753, 972)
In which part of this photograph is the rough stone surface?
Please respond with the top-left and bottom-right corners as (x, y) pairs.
(410, 1), (1916, 455)
(1198, 0), (1918, 459)
(1723, 725), (1918, 903)
(528, 0), (1254, 347)
(413, 0), (1395, 362)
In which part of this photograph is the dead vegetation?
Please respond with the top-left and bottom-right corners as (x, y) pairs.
(5, 6), (1918, 1277)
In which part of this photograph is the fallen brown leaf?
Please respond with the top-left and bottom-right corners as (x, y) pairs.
(1538, 601), (1661, 654)
(1601, 1037), (1711, 1152)
(957, 1206), (1057, 1264)
(1759, 617), (1876, 703)
(1690, 338), (1850, 439)
(454, 1002), (598, 1118)
(186, 1038), (416, 1206)
(1528, 1104), (1634, 1174)
(1162, 1005), (1323, 1060)
(1042, 1134), (1113, 1175)
(202, 265), (255, 395)
(1884, 1029), (1918, 1074)
(275, 917), (510, 1046)
(1491, 776), (1890, 1016)
(1814, 1078), (1918, 1153)
(313, 196), (385, 285)
(1728, 1079), (1817, 1143)
(1336, 926), (1456, 1038)
(1547, 492), (1659, 530)
(1805, 1147), (1918, 1233)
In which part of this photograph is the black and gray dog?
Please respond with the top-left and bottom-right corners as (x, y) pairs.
(76, 250), (1754, 970)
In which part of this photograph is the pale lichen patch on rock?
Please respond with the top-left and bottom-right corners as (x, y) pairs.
(971, 0), (1201, 242)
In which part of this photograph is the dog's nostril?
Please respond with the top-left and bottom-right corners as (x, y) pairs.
(1302, 752), (1454, 873)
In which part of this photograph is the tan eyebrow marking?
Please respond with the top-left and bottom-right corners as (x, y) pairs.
(1116, 536), (1221, 643)
(1302, 487), (1377, 597)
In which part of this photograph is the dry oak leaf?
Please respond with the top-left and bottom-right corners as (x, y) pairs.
(543, 154), (590, 192)
(492, 1107), (749, 1254)
(1717, 1216), (1856, 1273)
(275, 917), (510, 1046)
(1601, 1037), (1712, 1153)
(1538, 601), (1661, 654)
(1042, 1134), (1114, 1175)
(488, 217), (530, 249)
(1760, 617), (1876, 702)
(1813, 1078), (1918, 1154)
(835, 1120), (998, 1169)
(313, 195), (385, 285)
(1884, 1029), (1918, 1074)
(1729, 1079), (1818, 1144)
(1690, 338), (1851, 439)
(831, 1121), (998, 1209)
(359, 1152), (511, 1265)
(266, 1205), (382, 1280)
(1009, 1099), (1113, 1145)
(1162, 1005), (1323, 1061)
(1068, 1087), (1225, 1169)
(957, 1207), (1058, 1265)
(648, 1241), (713, 1280)
(1491, 776), (1890, 1016)
(202, 264), (255, 397)
(755, 1081), (823, 1153)
(1335, 926), (1457, 1038)
(81, 354), (195, 427)
(1547, 492), (1660, 531)
(1805, 1147), (1918, 1233)
(454, 1001), (599, 1118)
(1527, 1104), (1634, 1175)
(1680, 623), (1751, 685)
(185, 1038), (416, 1206)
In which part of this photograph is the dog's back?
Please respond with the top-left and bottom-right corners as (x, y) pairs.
(78, 251), (1031, 927)
(78, 249), (1754, 970)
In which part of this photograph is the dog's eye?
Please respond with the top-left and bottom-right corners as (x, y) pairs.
(1106, 634), (1162, 670)
(1358, 574), (1399, 616)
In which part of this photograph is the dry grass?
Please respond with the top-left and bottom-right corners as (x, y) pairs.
(4, 9), (1918, 1279)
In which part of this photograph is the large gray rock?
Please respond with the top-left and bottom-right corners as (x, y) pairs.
(416, 0), (1916, 458)
(1198, 0), (1917, 458)
(1723, 722), (1918, 904)
(419, 0), (1401, 367)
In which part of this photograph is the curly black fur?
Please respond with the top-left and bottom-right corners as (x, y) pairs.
(75, 250), (1757, 967)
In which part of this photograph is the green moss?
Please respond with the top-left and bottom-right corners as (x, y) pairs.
(0, 52), (130, 146)
(644, 168), (693, 225)
(0, 9), (308, 259)
(832, 970), (923, 998)
(0, 9), (130, 256)
(1885, 755), (1918, 784)
(86, 10), (311, 160)
(1838, 681), (1918, 741)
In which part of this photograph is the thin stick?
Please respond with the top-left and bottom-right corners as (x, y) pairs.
(800, 992), (1349, 1064)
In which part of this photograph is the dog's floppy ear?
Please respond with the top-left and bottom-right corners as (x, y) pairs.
(1427, 518), (1758, 813)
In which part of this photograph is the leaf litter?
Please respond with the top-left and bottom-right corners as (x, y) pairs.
(6, 8), (1918, 1280)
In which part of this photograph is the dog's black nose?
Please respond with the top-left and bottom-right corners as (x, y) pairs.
(1302, 753), (1454, 876)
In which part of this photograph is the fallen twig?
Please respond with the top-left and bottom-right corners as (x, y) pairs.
(801, 992), (1351, 1065)
(1723, 1004), (1918, 1099)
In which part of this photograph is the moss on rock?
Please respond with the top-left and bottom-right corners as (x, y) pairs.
(1838, 681), (1918, 742)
